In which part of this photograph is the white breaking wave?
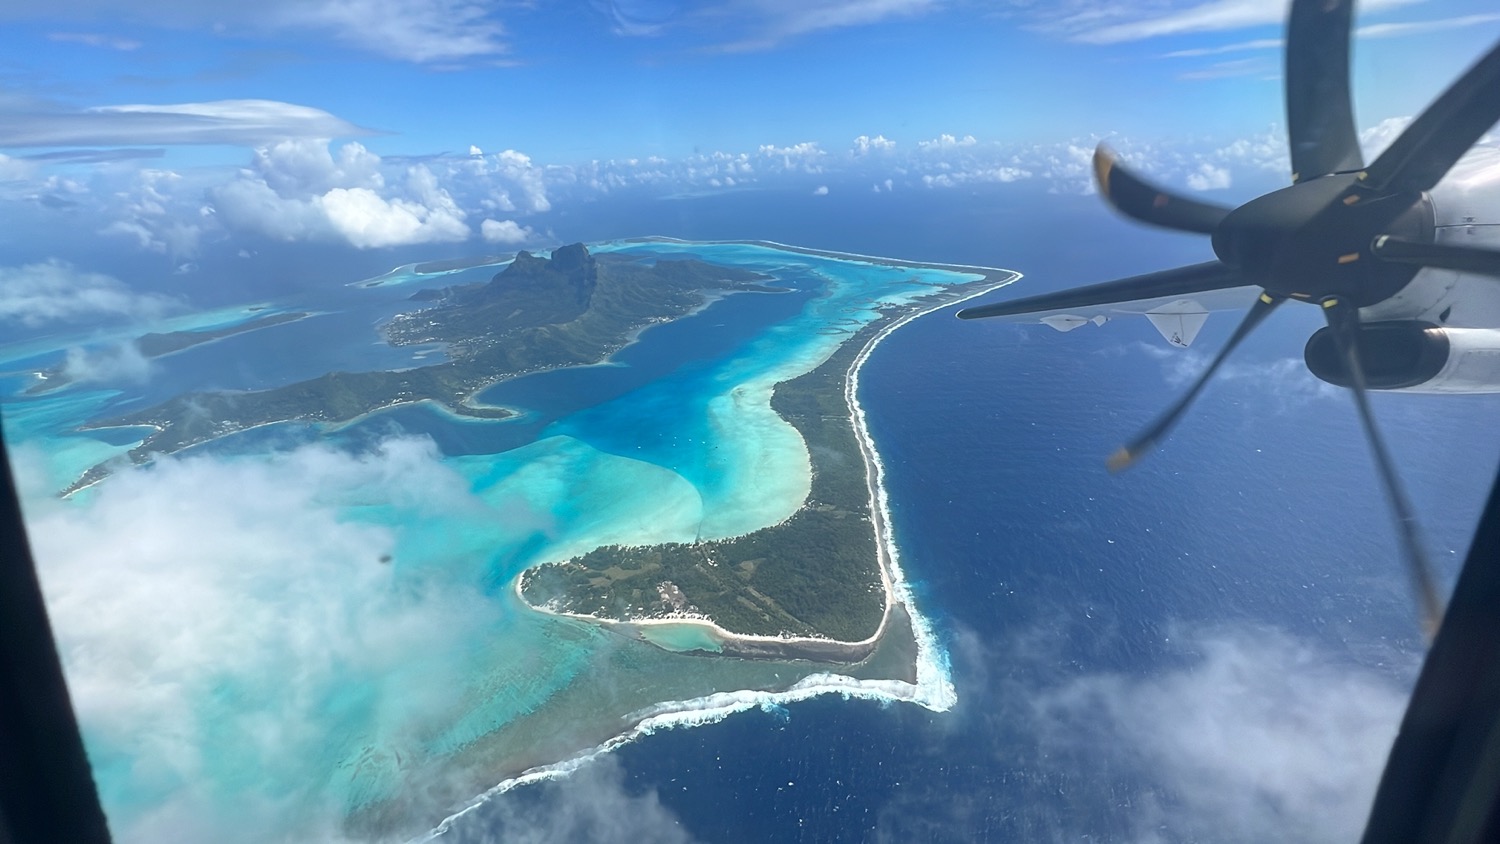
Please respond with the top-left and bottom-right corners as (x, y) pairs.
(417, 244), (1018, 842)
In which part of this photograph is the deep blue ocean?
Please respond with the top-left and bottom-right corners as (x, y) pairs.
(10, 180), (1499, 843)
(433, 183), (1500, 842)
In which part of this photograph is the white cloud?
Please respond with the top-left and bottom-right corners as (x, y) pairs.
(918, 133), (977, 150)
(703, 0), (942, 52)
(1361, 116), (1413, 160)
(1178, 55), (1275, 80)
(2, 1), (511, 65)
(812, 185), (829, 196)
(852, 134), (896, 155)
(25, 437), (498, 844)
(1035, 627), (1410, 842)
(317, 184), (469, 248)
(47, 31), (141, 50)
(467, 149), (552, 214)
(1165, 36), (1281, 57)
(0, 152), (38, 181)
(1358, 12), (1500, 39)
(274, 0), (511, 63)
(1041, 0), (1420, 45)
(213, 144), (469, 249)
(480, 218), (536, 244)
(0, 99), (370, 148)
(0, 260), (175, 327)
(757, 141), (826, 174)
(1186, 161), (1232, 190)
(443, 756), (696, 843)
(469, 144), (484, 157)
(60, 342), (153, 385)
(253, 137), (384, 196)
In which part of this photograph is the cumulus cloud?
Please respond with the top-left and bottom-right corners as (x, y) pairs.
(1034, 626), (1409, 842)
(918, 133), (977, 150)
(0, 260), (175, 327)
(26, 437), (496, 843)
(478, 149), (552, 213)
(757, 141), (825, 174)
(812, 185), (829, 196)
(213, 141), (469, 248)
(253, 138), (384, 195)
(1186, 161), (1232, 190)
(852, 134), (896, 155)
(1361, 116), (1413, 160)
(0, 99), (371, 148)
(480, 218), (536, 244)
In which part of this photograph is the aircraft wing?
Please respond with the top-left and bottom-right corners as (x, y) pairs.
(957, 261), (1260, 348)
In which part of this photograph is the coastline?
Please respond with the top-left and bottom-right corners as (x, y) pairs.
(517, 253), (1020, 663)
(419, 244), (1016, 842)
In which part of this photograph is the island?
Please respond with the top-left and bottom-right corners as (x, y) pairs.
(26, 310), (310, 396)
(518, 245), (1013, 655)
(65, 244), (775, 494)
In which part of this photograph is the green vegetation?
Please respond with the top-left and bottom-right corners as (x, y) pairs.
(69, 245), (771, 493)
(521, 312), (891, 641)
(520, 274), (1007, 643)
(27, 311), (309, 396)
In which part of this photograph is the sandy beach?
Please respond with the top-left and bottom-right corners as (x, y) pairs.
(518, 249), (1020, 663)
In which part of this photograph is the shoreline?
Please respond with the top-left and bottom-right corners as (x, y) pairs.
(517, 256), (1020, 662)
(420, 244), (1015, 842)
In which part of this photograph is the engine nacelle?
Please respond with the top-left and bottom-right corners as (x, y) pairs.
(1305, 322), (1500, 394)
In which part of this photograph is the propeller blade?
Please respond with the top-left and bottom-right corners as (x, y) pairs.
(1107, 292), (1282, 472)
(1322, 297), (1445, 636)
(1372, 235), (1500, 278)
(1093, 145), (1233, 235)
(957, 261), (1244, 321)
(1285, 0), (1364, 182)
(1360, 39), (1500, 194)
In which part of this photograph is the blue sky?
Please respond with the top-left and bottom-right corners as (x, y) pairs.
(1, 0), (1498, 273)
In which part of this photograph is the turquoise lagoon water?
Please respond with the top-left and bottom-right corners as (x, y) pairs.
(2, 241), (1000, 842)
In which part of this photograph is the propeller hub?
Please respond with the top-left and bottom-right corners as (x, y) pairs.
(1211, 175), (1433, 307)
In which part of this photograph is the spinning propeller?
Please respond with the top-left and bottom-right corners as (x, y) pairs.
(958, 0), (1500, 636)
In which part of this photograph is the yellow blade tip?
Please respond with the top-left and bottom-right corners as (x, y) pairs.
(1106, 448), (1135, 473)
(1093, 146), (1115, 196)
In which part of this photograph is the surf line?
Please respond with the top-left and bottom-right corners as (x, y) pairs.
(419, 259), (1020, 843)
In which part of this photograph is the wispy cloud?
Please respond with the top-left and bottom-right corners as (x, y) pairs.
(5, 1), (512, 64)
(1034, 626), (1411, 842)
(1178, 56), (1276, 80)
(1163, 12), (1500, 58)
(0, 99), (372, 148)
(1032, 0), (1422, 46)
(47, 31), (142, 50)
(626, 0), (945, 53)
(1165, 36), (1281, 57)
(1358, 12), (1500, 39)
(272, 0), (513, 64)
(0, 260), (176, 327)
